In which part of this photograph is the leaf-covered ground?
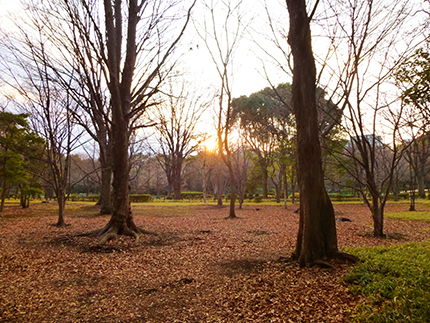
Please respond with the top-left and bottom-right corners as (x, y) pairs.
(1, 202), (429, 322)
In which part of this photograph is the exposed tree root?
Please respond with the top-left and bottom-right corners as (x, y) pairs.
(52, 223), (70, 228)
(225, 215), (238, 219)
(279, 251), (359, 269)
(78, 224), (157, 245)
(332, 251), (360, 263)
(309, 252), (360, 268)
(313, 259), (335, 269)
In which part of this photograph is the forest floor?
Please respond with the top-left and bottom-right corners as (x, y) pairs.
(1, 201), (430, 322)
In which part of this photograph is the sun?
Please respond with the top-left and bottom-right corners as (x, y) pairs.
(201, 136), (218, 152)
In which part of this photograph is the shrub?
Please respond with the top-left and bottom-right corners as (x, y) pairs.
(130, 194), (153, 203)
(181, 191), (203, 200)
(397, 192), (410, 200)
(254, 196), (262, 203)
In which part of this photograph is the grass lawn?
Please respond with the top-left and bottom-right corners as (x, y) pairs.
(385, 211), (430, 222)
(344, 242), (430, 322)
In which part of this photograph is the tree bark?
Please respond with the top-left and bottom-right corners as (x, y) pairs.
(84, 0), (142, 243)
(417, 166), (425, 198)
(99, 163), (113, 214)
(216, 161), (223, 206)
(96, 125), (113, 214)
(260, 158), (269, 199)
(0, 178), (6, 213)
(172, 161), (183, 200)
(286, 0), (341, 267)
(56, 189), (67, 227)
(371, 197), (384, 237)
(226, 161), (237, 218)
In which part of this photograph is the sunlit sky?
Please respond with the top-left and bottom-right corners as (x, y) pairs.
(1, 0), (428, 149)
(0, 0), (287, 97)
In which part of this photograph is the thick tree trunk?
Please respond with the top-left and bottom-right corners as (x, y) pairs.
(172, 162), (182, 200)
(83, 0), (144, 244)
(87, 116), (145, 244)
(97, 135), (113, 214)
(99, 164), (113, 214)
(287, 0), (343, 267)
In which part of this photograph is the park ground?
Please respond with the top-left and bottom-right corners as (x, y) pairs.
(1, 201), (430, 322)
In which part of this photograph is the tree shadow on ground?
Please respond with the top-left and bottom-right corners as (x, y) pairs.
(218, 259), (267, 277)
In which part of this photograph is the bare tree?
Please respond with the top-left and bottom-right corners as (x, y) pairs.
(1, 47), (83, 226)
(196, 0), (249, 218)
(231, 136), (252, 209)
(193, 147), (218, 203)
(80, 0), (196, 243)
(285, 0), (358, 267)
(323, 0), (423, 237)
(18, 0), (116, 215)
(150, 83), (208, 199)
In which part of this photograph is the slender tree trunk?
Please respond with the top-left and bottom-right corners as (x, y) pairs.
(261, 160), (268, 199)
(56, 190), (67, 227)
(202, 187), (207, 203)
(281, 164), (288, 209)
(0, 178), (6, 212)
(287, 0), (340, 267)
(238, 195), (244, 209)
(226, 162), (237, 218)
(393, 173), (399, 201)
(371, 197), (384, 237)
(417, 166), (425, 198)
(291, 165), (296, 204)
(410, 176), (416, 211)
(216, 162), (223, 206)
(275, 182), (281, 203)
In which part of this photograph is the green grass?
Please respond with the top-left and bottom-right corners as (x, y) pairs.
(136, 198), (293, 207)
(385, 211), (430, 222)
(344, 242), (430, 322)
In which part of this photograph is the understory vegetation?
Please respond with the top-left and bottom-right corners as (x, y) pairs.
(344, 241), (430, 322)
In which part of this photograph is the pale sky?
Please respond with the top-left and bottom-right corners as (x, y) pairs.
(1, 0), (428, 146)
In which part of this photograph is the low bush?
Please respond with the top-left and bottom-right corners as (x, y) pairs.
(254, 196), (262, 203)
(181, 191), (203, 200)
(130, 194), (153, 203)
(69, 195), (99, 202)
(397, 192), (410, 200)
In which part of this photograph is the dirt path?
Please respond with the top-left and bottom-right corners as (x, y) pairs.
(1, 203), (429, 322)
